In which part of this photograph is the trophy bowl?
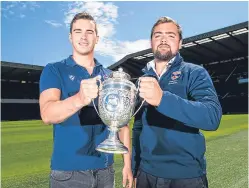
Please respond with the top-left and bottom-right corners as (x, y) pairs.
(95, 68), (139, 154)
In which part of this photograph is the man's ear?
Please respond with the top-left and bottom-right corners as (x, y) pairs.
(69, 33), (72, 44)
(179, 40), (183, 49)
(96, 35), (99, 44)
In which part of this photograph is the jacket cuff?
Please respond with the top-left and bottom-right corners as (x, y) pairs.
(156, 91), (168, 112)
(132, 169), (138, 178)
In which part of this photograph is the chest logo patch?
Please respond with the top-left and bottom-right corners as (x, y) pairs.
(169, 71), (181, 85)
(69, 75), (75, 81)
(171, 71), (181, 80)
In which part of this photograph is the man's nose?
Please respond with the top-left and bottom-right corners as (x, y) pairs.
(161, 37), (167, 44)
(80, 33), (87, 39)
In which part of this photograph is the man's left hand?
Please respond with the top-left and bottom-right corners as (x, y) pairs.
(122, 166), (133, 188)
(139, 77), (163, 106)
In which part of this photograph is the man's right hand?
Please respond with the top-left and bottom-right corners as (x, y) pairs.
(77, 75), (101, 107)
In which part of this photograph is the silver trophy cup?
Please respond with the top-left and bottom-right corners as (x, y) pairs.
(93, 68), (144, 154)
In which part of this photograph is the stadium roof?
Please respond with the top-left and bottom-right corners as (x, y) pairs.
(1, 61), (43, 82)
(1, 21), (248, 82)
(108, 21), (248, 78)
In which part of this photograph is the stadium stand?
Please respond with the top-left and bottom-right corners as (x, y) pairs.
(1, 21), (248, 120)
(1, 62), (42, 120)
(109, 21), (248, 115)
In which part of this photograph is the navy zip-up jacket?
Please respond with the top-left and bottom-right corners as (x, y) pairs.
(132, 53), (222, 179)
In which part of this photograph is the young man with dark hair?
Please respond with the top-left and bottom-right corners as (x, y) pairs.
(39, 12), (133, 188)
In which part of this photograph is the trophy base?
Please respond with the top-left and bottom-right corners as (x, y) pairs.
(96, 139), (128, 154)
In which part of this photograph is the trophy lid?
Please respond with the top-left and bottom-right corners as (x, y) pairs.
(101, 67), (136, 91)
(109, 67), (131, 80)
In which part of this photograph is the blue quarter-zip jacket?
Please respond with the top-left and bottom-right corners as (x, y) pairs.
(132, 53), (222, 179)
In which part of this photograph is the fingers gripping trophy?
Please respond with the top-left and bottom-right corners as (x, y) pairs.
(93, 68), (144, 154)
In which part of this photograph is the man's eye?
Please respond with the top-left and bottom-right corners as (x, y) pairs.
(169, 35), (175, 38)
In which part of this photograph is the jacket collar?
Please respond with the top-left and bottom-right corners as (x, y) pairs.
(142, 52), (183, 75)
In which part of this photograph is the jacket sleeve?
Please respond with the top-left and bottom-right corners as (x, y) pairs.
(156, 67), (222, 131)
(131, 108), (143, 177)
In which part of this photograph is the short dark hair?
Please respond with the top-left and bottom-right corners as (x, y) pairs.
(70, 12), (98, 35)
(151, 16), (182, 40)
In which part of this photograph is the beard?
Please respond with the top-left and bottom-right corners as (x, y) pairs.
(153, 45), (175, 62)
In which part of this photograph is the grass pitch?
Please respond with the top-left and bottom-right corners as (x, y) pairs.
(1, 114), (248, 188)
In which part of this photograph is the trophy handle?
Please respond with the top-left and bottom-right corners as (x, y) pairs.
(92, 76), (102, 117)
(131, 79), (145, 118)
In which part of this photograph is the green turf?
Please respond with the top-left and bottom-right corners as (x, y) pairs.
(1, 114), (248, 188)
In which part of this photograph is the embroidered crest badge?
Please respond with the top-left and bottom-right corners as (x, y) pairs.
(171, 71), (181, 80)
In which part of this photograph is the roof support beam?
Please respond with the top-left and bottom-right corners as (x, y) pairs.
(225, 62), (239, 82)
